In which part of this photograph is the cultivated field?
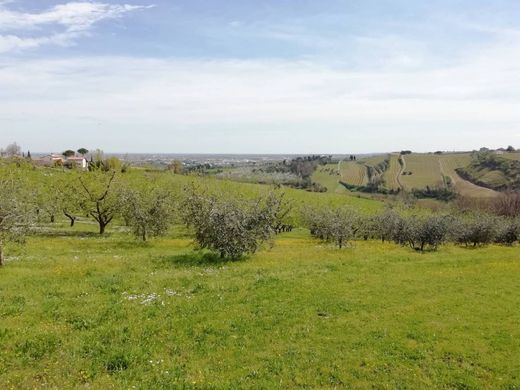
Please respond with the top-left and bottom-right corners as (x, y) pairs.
(2, 223), (520, 388)
(500, 152), (520, 161)
(339, 160), (367, 186)
(438, 154), (498, 198)
(311, 163), (346, 193)
(399, 154), (444, 190)
(339, 153), (500, 198)
(383, 154), (402, 191)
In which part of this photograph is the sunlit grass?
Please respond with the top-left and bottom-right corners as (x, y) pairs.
(1, 222), (519, 388)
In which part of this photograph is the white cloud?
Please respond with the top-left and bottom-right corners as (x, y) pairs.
(0, 2), (153, 52)
(1, 12), (519, 153)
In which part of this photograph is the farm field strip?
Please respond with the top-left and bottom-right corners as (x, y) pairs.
(439, 154), (499, 198)
(399, 154), (444, 190)
(311, 164), (346, 193)
(339, 160), (367, 186)
(383, 154), (402, 190)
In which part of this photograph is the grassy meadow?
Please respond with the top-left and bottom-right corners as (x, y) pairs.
(311, 164), (347, 194)
(1, 220), (520, 388)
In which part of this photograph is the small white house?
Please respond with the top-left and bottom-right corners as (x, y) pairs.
(34, 154), (88, 169)
(65, 156), (88, 169)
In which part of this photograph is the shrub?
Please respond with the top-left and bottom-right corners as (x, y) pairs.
(406, 216), (450, 251)
(305, 207), (359, 248)
(120, 184), (175, 241)
(372, 209), (402, 243)
(451, 215), (497, 247)
(494, 218), (520, 245)
(182, 187), (285, 259)
(491, 192), (520, 218)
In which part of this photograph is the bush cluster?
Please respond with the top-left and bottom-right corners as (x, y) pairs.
(182, 186), (287, 260)
(305, 207), (520, 251)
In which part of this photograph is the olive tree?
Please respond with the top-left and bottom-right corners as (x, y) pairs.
(0, 168), (33, 266)
(373, 209), (402, 243)
(182, 187), (285, 259)
(35, 173), (63, 223)
(394, 215), (450, 251)
(1, 142), (21, 157)
(305, 206), (359, 249)
(494, 218), (520, 245)
(451, 215), (497, 247)
(78, 170), (119, 234)
(120, 183), (175, 241)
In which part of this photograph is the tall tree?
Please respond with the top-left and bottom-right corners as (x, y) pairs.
(0, 167), (33, 266)
(62, 150), (76, 158)
(78, 171), (119, 234)
(77, 148), (89, 156)
(2, 142), (21, 157)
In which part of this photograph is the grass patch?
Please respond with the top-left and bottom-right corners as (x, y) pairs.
(1, 223), (520, 387)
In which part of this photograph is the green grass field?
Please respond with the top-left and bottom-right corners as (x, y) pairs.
(1, 222), (520, 388)
(311, 163), (347, 194)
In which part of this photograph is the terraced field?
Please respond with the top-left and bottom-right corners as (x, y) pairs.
(311, 164), (346, 193)
(339, 160), (367, 186)
(399, 154), (444, 190)
(439, 154), (498, 198)
(334, 152), (503, 198)
(383, 154), (402, 191)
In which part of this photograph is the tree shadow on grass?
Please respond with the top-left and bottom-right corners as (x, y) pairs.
(158, 251), (243, 267)
(30, 229), (101, 239)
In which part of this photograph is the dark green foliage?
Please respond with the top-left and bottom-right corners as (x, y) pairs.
(412, 186), (457, 201)
(62, 150), (76, 157)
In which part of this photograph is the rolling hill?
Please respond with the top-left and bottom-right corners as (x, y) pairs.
(332, 151), (520, 198)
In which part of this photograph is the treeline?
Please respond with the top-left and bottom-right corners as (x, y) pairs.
(0, 160), (290, 265)
(1, 159), (519, 267)
(251, 155), (332, 192)
(305, 206), (520, 251)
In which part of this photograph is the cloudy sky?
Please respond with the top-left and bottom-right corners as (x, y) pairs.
(1, 0), (520, 153)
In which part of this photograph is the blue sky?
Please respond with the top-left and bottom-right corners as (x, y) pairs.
(1, 0), (520, 153)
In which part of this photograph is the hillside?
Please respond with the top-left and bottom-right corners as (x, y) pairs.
(334, 152), (513, 198)
(457, 152), (520, 191)
(2, 224), (520, 388)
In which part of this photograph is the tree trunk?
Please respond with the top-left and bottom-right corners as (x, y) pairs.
(50, 215), (55, 223)
(64, 211), (76, 227)
(0, 242), (4, 267)
(99, 221), (106, 235)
